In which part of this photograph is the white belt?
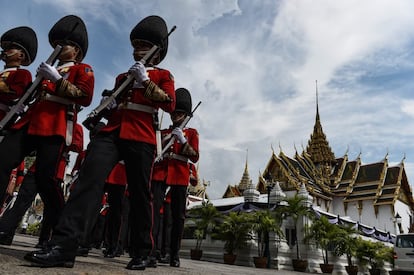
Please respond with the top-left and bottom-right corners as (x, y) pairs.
(43, 93), (74, 105)
(119, 102), (155, 113)
(164, 152), (189, 163)
(0, 103), (9, 112)
(44, 93), (75, 146)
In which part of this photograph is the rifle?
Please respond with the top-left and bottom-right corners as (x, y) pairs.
(82, 26), (177, 131)
(0, 45), (63, 141)
(154, 101), (201, 163)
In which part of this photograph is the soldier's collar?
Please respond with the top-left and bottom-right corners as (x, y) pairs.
(1, 66), (18, 73)
(57, 61), (75, 69)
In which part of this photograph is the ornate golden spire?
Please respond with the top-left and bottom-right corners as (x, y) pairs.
(306, 81), (335, 165)
(238, 149), (251, 191)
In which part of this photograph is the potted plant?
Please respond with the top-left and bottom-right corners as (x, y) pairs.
(332, 224), (359, 275)
(304, 215), (341, 274)
(278, 194), (312, 272)
(187, 200), (220, 260)
(250, 209), (283, 268)
(212, 211), (253, 265)
(355, 238), (393, 275)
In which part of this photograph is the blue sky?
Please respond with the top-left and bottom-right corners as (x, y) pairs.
(2, 0), (414, 199)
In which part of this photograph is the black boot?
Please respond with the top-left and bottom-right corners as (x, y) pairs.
(170, 254), (180, 268)
(76, 246), (90, 257)
(159, 253), (170, 264)
(125, 256), (148, 270)
(34, 239), (49, 249)
(103, 247), (116, 258)
(24, 245), (76, 268)
(147, 256), (157, 268)
(0, 231), (13, 245)
(114, 245), (124, 257)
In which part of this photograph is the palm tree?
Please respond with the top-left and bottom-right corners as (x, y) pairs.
(187, 200), (220, 251)
(212, 211), (253, 256)
(278, 194), (312, 260)
(333, 223), (359, 274)
(250, 209), (284, 258)
(304, 215), (341, 265)
(355, 238), (393, 273)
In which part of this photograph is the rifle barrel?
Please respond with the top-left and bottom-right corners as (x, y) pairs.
(0, 45), (62, 132)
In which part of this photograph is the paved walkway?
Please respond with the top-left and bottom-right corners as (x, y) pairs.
(0, 234), (313, 275)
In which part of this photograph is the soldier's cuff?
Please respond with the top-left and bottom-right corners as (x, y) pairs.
(55, 79), (87, 98)
(144, 81), (172, 102)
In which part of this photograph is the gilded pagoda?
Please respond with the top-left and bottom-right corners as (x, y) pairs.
(223, 96), (414, 234)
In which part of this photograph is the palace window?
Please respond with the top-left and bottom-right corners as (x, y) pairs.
(285, 228), (296, 247)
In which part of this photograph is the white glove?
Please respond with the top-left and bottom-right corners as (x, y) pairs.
(37, 62), (62, 83)
(15, 104), (26, 115)
(172, 127), (186, 144)
(100, 96), (117, 110)
(128, 62), (149, 83)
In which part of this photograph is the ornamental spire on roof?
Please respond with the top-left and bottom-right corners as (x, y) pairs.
(238, 149), (251, 191)
(306, 81), (336, 165)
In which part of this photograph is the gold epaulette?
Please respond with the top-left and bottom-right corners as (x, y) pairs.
(0, 80), (11, 93)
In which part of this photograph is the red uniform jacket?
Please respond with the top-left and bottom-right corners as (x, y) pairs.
(152, 127), (199, 186)
(100, 192), (109, 216)
(67, 123), (84, 153)
(23, 154), (67, 182)
(13, 62), (94, 139)
(72, 151), (126, 187)
(189, 163), (199, 187)
(160, 190), (171, 215)
(55, 156), (68, 181)
(105, 161), (127, 186)
(8, 160), (26, 188)
(101, 67), (175, 144)
(0, 67), (32, 120)
(55, 123), (84, 181)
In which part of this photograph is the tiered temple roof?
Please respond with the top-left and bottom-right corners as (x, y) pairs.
(222, 93), (414, 215)
(187, 165), (209, 200)
(222, 153), (252, 198)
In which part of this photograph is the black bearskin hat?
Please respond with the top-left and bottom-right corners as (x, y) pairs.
(49, 15), (88, 61)
(1, 26), (38, 66)
(175, 88), (192, 115)
(130, 15), (168, 64)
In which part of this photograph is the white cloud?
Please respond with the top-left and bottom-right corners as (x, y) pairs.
(3, 0), (414, 199)
(401, 100), (414, 117)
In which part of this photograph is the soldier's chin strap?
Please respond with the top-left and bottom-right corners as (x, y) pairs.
(172, 114), (186, 126)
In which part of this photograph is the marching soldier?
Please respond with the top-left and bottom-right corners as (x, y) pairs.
(0, 14), (93, 252)
(152, 88), (199, 267)
(0, 123), (84, 247)
(0, 26), (37, 201)
(24, 15), (175, 270)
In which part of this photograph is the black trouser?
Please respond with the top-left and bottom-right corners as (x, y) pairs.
(0, 126), (65, 237)
(0, 172), (37, 234)
(169, 185), (187, 257)
(83, 209), (107, 249)
(51, 130), (155, 258)
(118, 194), (130, 252)
(78, 202), (103, 249)
(161, 201), (172, 256)
(151, 180), (167, 256)
(105, 183), (125, 252)
(0, 171), (53, 243)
